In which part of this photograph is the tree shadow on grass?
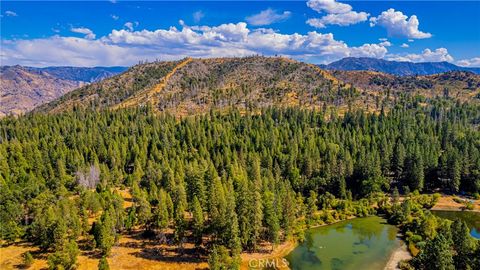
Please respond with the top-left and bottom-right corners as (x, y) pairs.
(131, 246), (208, 264)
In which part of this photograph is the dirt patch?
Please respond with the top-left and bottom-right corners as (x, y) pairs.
(431, 195), (480, 212)
(240, 240), (296, 270)
(0, 232), (208, 270)
(0, 242), (48, 270)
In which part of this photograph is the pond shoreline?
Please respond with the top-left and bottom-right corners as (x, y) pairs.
(240, 216), (358, 269)
(280, 216), (407, 270)
(384, 241), (411, 270)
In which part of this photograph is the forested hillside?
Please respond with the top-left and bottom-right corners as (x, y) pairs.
(38, 57), (480, 118)
(1, 95), (479, 269)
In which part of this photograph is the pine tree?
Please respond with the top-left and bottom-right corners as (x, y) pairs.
(416, 233), (454, 270)
(208, 175), (227, 239)
(191, 196), (204, 247)
(94, 209), (116, 256)
(451, 220), (474, 269)
(307, 190), (318, 222)
(152, 189), (169, 231)
(281, 186), (296, 239)
(263, 191), (280, 249)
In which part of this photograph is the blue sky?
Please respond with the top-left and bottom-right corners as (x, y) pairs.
(1, 1), (479, 67)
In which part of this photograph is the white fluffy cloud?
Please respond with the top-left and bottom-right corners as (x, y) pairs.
(400, 43), (409, 48)
(246, 9), (291, 26)
(5, 11), (18, 17)
(1, 22), (391, 67)
(370, 9), (431, 39)
(387, 48), (453, 62)
(306, 11), (369, 28)
(307, 0), (352, 14)
(306, 0), (369, 28)
(456, 57), (480, 67)
(70, 27), (96, 40)
(350, 44), (388, 58)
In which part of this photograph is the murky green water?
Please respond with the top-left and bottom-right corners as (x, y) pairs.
(432, 210), (480, 239)
(285, 216), (401, 270)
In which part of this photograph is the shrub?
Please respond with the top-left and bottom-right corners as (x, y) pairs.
(98, 257), (110, 270)
(453, 197), (464, 204)
(408, 234), (423, 243)
(23, 251), (34, 267)
(47, 240), (79, 270)
(464, 201), (474, 210)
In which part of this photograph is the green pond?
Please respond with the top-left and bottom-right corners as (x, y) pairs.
(432, 210), (480, 239)
(285, 216), (401, 270)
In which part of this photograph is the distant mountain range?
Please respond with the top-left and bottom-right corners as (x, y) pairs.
(321, 57), (480, 76)
(0, 65), (127, 116)
(31, 66), (127, 82)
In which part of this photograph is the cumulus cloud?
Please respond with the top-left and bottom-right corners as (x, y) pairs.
(307, 0), (351, 14)
(70, 27), (96, 39)
(5, 11), (18, 17)
(111, 14), (119, 20)
(306, 0), (369, 28)
(306, 11), (369, 28)
(1, 21), (392, 67)
(400, 43), (409, 48)
(193, 11), (205, 23)
(246, 9), (291, 26)
(387, 48), (453, 62)
(456, 57), (480, 67)
(349, 44), (388, 58)
(370, 9), (431, 39)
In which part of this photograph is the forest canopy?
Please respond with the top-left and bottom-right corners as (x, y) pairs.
(1, 96), (479, 269)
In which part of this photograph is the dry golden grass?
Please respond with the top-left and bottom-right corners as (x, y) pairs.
(0, 242), (47, 270)
(432, 195), (480, 211)
(114, 58), (192, 110)
(0, 232), (209, 270)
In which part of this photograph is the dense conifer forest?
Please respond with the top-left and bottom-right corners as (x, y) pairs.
(1, 96), (479, 269)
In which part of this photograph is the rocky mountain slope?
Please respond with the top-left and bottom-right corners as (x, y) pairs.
(38, 56), (480, 117)
(322, 57), (480, 76)
(0, 65), (126, 116)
